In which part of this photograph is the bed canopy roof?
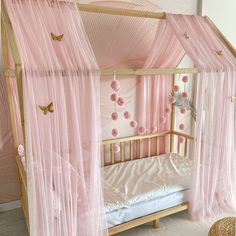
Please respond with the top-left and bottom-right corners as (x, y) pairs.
(3, 0), (236, 78)
(79, 1), (236, 72)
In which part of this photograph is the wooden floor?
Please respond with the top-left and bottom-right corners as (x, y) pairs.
(0, 208), (28, 236)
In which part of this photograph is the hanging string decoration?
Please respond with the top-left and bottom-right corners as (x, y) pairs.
(169, 76), (196, 121)
(110, 71), (139, 153)
(178, 136), (185, 143)
(168, 75), (196, 145)
(110, 71), (120, 138)
(130, 120), (137, 128)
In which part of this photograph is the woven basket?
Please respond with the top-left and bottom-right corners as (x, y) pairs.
(209, 217), (236, 236)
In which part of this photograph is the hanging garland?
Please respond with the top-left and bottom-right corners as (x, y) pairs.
(169, 75), (196, 121)
(169, 75), (196, 144)
(110, 71), (138, 153)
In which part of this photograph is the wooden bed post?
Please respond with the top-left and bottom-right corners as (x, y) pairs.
(170, 74), (176, 152)
(1, 0), (25, 144)
(153, 219), (160, 229)
(1, 0), (29, 229)
(1, 17), (18, 148)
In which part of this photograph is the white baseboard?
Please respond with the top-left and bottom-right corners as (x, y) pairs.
(0, 200), (21, 212)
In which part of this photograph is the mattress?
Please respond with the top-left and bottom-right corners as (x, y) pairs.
(103, 152), (192, 227)
(19, 151), (192, 228)
(105, 189), (190, 228)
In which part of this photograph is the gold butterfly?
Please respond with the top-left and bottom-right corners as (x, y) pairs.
(183, 32), (190, 39)
(215, 50), (223, 56)
(39, 102), (54, 115)
(51, 33), (64, 41)
(231, 95), (236, 103)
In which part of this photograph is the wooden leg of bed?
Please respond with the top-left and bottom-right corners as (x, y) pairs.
(153, 219), (160, 229)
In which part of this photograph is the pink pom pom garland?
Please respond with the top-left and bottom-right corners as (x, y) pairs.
(117, 97), (124, 106)
(180, 107), (186, 114)
(110, 93), (118, 102)
(124, 111), (131, 119)
(112, 128), (118, 137)
(173, 85), (179, 92)
(151, 126), (157, 133)
(165, 107), (171, 114)
(182, 75), (189, 83)
(179, 123), (186, 130)
(169, 96), (176, 104)
(111, 112), (118, 120)
(178, 136), (185, 143)
(111, 80), (120, 91)
(110, 72), (139, 135)
(113, 144), (120, 153)
(138, 126), (146, 134)
(130, 120), (137, 129)
(182, 92), (188, 99)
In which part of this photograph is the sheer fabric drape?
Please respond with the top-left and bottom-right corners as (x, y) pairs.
(137, 20), (185, 134)
(167, 14), (236, 219)
(5, 1), (106, 235)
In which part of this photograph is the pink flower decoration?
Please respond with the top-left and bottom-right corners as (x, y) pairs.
(138, 126), (146, 134)
(178, 136), (185, 143)
(160, 116), (167, 124)
(165, 107), (171, 113)
(18, 144), (25, 157)
(112, 128), (118, 137)
(180, 107), (186, 114)
(179, 123), (185, 130)
(151, 126), (157, 133)
(124, 111), (131, 119)
(111, 112), (118, 120)
(182, 92), (188, 99)
(130, 120), (137, 129)
(117, 97), (124, 106)
(169, 96), (176, 104)
(173, 85), (179, 92)
(182, 76), (189, 83)
(110, 93), (118, 102)
(111, 80), (120, 91)
(113, 144), (120, 153)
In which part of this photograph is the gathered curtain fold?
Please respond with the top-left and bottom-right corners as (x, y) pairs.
(167, 13), (236, 219)
(5, 1), (106, 235)
(137, 20), (185, 135)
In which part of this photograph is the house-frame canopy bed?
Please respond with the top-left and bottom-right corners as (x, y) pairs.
(1, 1), (236, 236)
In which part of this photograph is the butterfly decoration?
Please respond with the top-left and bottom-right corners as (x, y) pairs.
(215, 50), (223, 56)
(231, 94), (236, 103)
(39, 102), (54, 115)
(183, 32), (190, 39)
(169, 92), (197, 121)
(51, 33), (64, 41)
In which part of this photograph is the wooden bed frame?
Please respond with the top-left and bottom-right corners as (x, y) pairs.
(6, 1), (232, 235)
(16, 130), (193, 235)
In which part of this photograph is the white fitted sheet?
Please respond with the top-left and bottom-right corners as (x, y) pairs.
(103, 152), (192, 227)
(105, 189), (190, 228)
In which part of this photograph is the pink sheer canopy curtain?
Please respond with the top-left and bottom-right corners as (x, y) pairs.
(5, 1), (107, 236)
(137, 19), (185, 153)
(167, 14), (236, 219)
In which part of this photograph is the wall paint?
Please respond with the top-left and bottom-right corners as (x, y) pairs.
(202, 0), (236, 48)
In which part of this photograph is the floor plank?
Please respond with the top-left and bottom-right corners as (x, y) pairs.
(0, 208), (28, 236)
(1, 207), (236, 236)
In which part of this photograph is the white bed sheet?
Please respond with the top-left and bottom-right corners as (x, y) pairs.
(103, 152), (192, 214)
(105, 189), (190, 228)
